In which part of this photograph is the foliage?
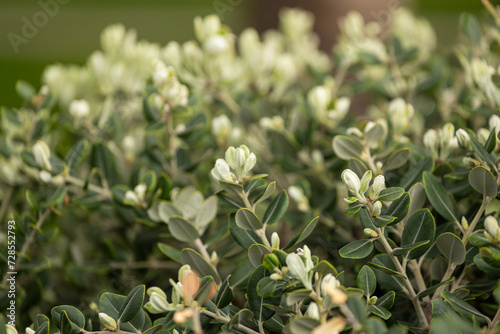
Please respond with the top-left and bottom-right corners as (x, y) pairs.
(1, 4), (500, 334)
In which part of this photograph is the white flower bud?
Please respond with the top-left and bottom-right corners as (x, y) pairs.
(6, 325), (17, 334)
(205, 35), (229, 54)
(210, 251), (218, 263)
(286, 253), (312, 290)
(39, 170), (52, 183)
(455, 129), (470, 148)
(347, 127), (363, 138)
(270, 273), (283, 280)
(321, 274), (340, 296)
(33, 140), (52, 171)
(152, 60), (173, 86)
(477, 128), (491, 145)
(211, 159), (234, 182)
(461, 216), (469, 231)
(212, 115), (232, 142)
(485, 216), (500, 240)
(369, 175), (385, 199)
(194, 15), (221, 42)
(423, 129), (439, 155)
(25, 328), (35, 334)
(149, 292), (170, 313)
(307, 302), (320, 320)
(360, 170), (372, 194)
(368, 296), (378, 305)
(489, 115), (500, 133)
(364, 228), (379, 238)
(271, 232), (280, 249)
(69, 99), (90, 119)
(440, 123), (456, 149)
(147, 287), (167, 300)
(124, 190), (140, 205)
(242, 153), (257, 177)
(372, 201), (382, 216)
(341, 169), (361, 195)
(388, 98), (414, 134)
(99, 313), (117, 331)
(134, 183), (147, 201)
(307, 85), (331, 117)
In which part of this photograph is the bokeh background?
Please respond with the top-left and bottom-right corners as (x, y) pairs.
(0, 0), (486, 108)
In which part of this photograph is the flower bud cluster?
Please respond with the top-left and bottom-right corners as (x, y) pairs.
(151, 60), (189, 111)
(211, 145), (256, 183)
(307, 81), (350, 128)
(285, 245), (314, 290)
(342, 169), (385, 204)
(124, 183), (147, 208)
(423, 123), (458, 159)
(484, 216), (500, 242)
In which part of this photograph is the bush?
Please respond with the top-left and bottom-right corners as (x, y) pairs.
(1, 4), (500, 334)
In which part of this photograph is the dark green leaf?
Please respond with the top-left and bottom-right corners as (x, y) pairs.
(248, 244), (271, 268)
(332, 135), (363, 160)
(119, 285), (145, 322)
(235, 208), (262, 230)
(286, 317), (320, 334)
(373, 215), (396, 228)
(357, 265), (377, 297)
(436, 232), (466, 265)
(65, 139), (89, 169)
(312, 260), (338, 276)
(284, 217), (319, 250)
(468, 129), (497, 168)
(369, 304), (391, 320)
(392, 240), (430, 256)
(339, 239), (374, 259)
(257, 277), (279, 298)
(168, 216), (199, 242)
(377, 187), (405, 202)
(194, 276), (215, 304)
(217, 192), (244, 210)
(220, 180), (243, 196)
(345, 201), (363, 215)
(286, 289), (311, 305)
(417, 277), (454, 299)
(468, 166), (497, 198)
(262, 190), (288, 225)
(399, 157), (434, 189)
(442, 290), (489, 325)
(385, 192), (410, 226)
(401, 209), (436, 259)
(346, 295), (366, 322)
(229, 214), (261, 249)
(423, 171), (457, 222)
(51, 306), (85, 334)
(376, 291), (395, 309)
(247, 266), (279, 321)
(383, 148), (411, 172)
(91, 142), (118, 185)
(157, 243), (181, 263)
(34, 314), (50, 334)
(215, 276), (234, 309)
(180, 248), (220, 284)
(255, 181), (276, 204)
(59, 311), (73, 334)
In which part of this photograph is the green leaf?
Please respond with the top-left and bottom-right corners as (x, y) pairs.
(65, 139), (89, 169)
(215, 275), (234, 309)
(99, 292), (124, 320)
(460, 13), (482, 45)
(399, 157), (434, 189)
(16, 80), (35, 100)
(51, 306), (85, 334)
(286, 289), (312, 305)
(91, 142), (118, 185)
(392, 240), (430, 256)
(195, 195), (218, 229)
(357, 265), (377, 297)
(332, 135), (363, 160)
(417, 277), (454, 299)
(235, 208), (262, 230)
(346, 295), (367, 322)
(286, 317), (320, 334)
(157, 201), (181, 223)
(442, 290), (489, 325)
(194, 276), (215, 304)
(468, 166), (497, 198)
(229, 261), (254, 289)
(373, 215), (396, 228)
(423, 171), (457, 222)
(119, 285), (145, 322)
(339, 239), (374, 259)
(247, 266), (280, 321)
(474, 254), (500, 274)
(220, 180), (244, 196)
(228, 309), (258, 332)
(21, 150), (39, 169)
(217, 192), (244, 210)
(181, 248), (221, 284)
(377, 187), (405, 202)
(157, 243), (181, 263)
(349, 158), (369, 178)
(255, 181), (276, 204)
(140, 170), (157, 193)
(257, 277), (279, 298)
(385, 192), (410, 226)
(485, 127), (497, 153)
(436, 233), (466, 265)
(376, 291), (395, 309)
(369, 304), (391, 320)
(401, 209), (435, 259)
(383, 148), (411, 172)
(229, 214), (261, 249)
(34, 314), (50, 334)
(360, 208), (376, 229)
(248, 244), (271, 268)
(59, 311), (73, 334)
(468, 129), (497, 168)
(345, 201), (363, 215)
(313, 260), (338, 276)
(262, 190), (288, 225)
(284, 217), (319, 250)
(168, 216), (199, 242)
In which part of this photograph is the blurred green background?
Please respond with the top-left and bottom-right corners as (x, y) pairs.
(0, 0), (485, 107)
